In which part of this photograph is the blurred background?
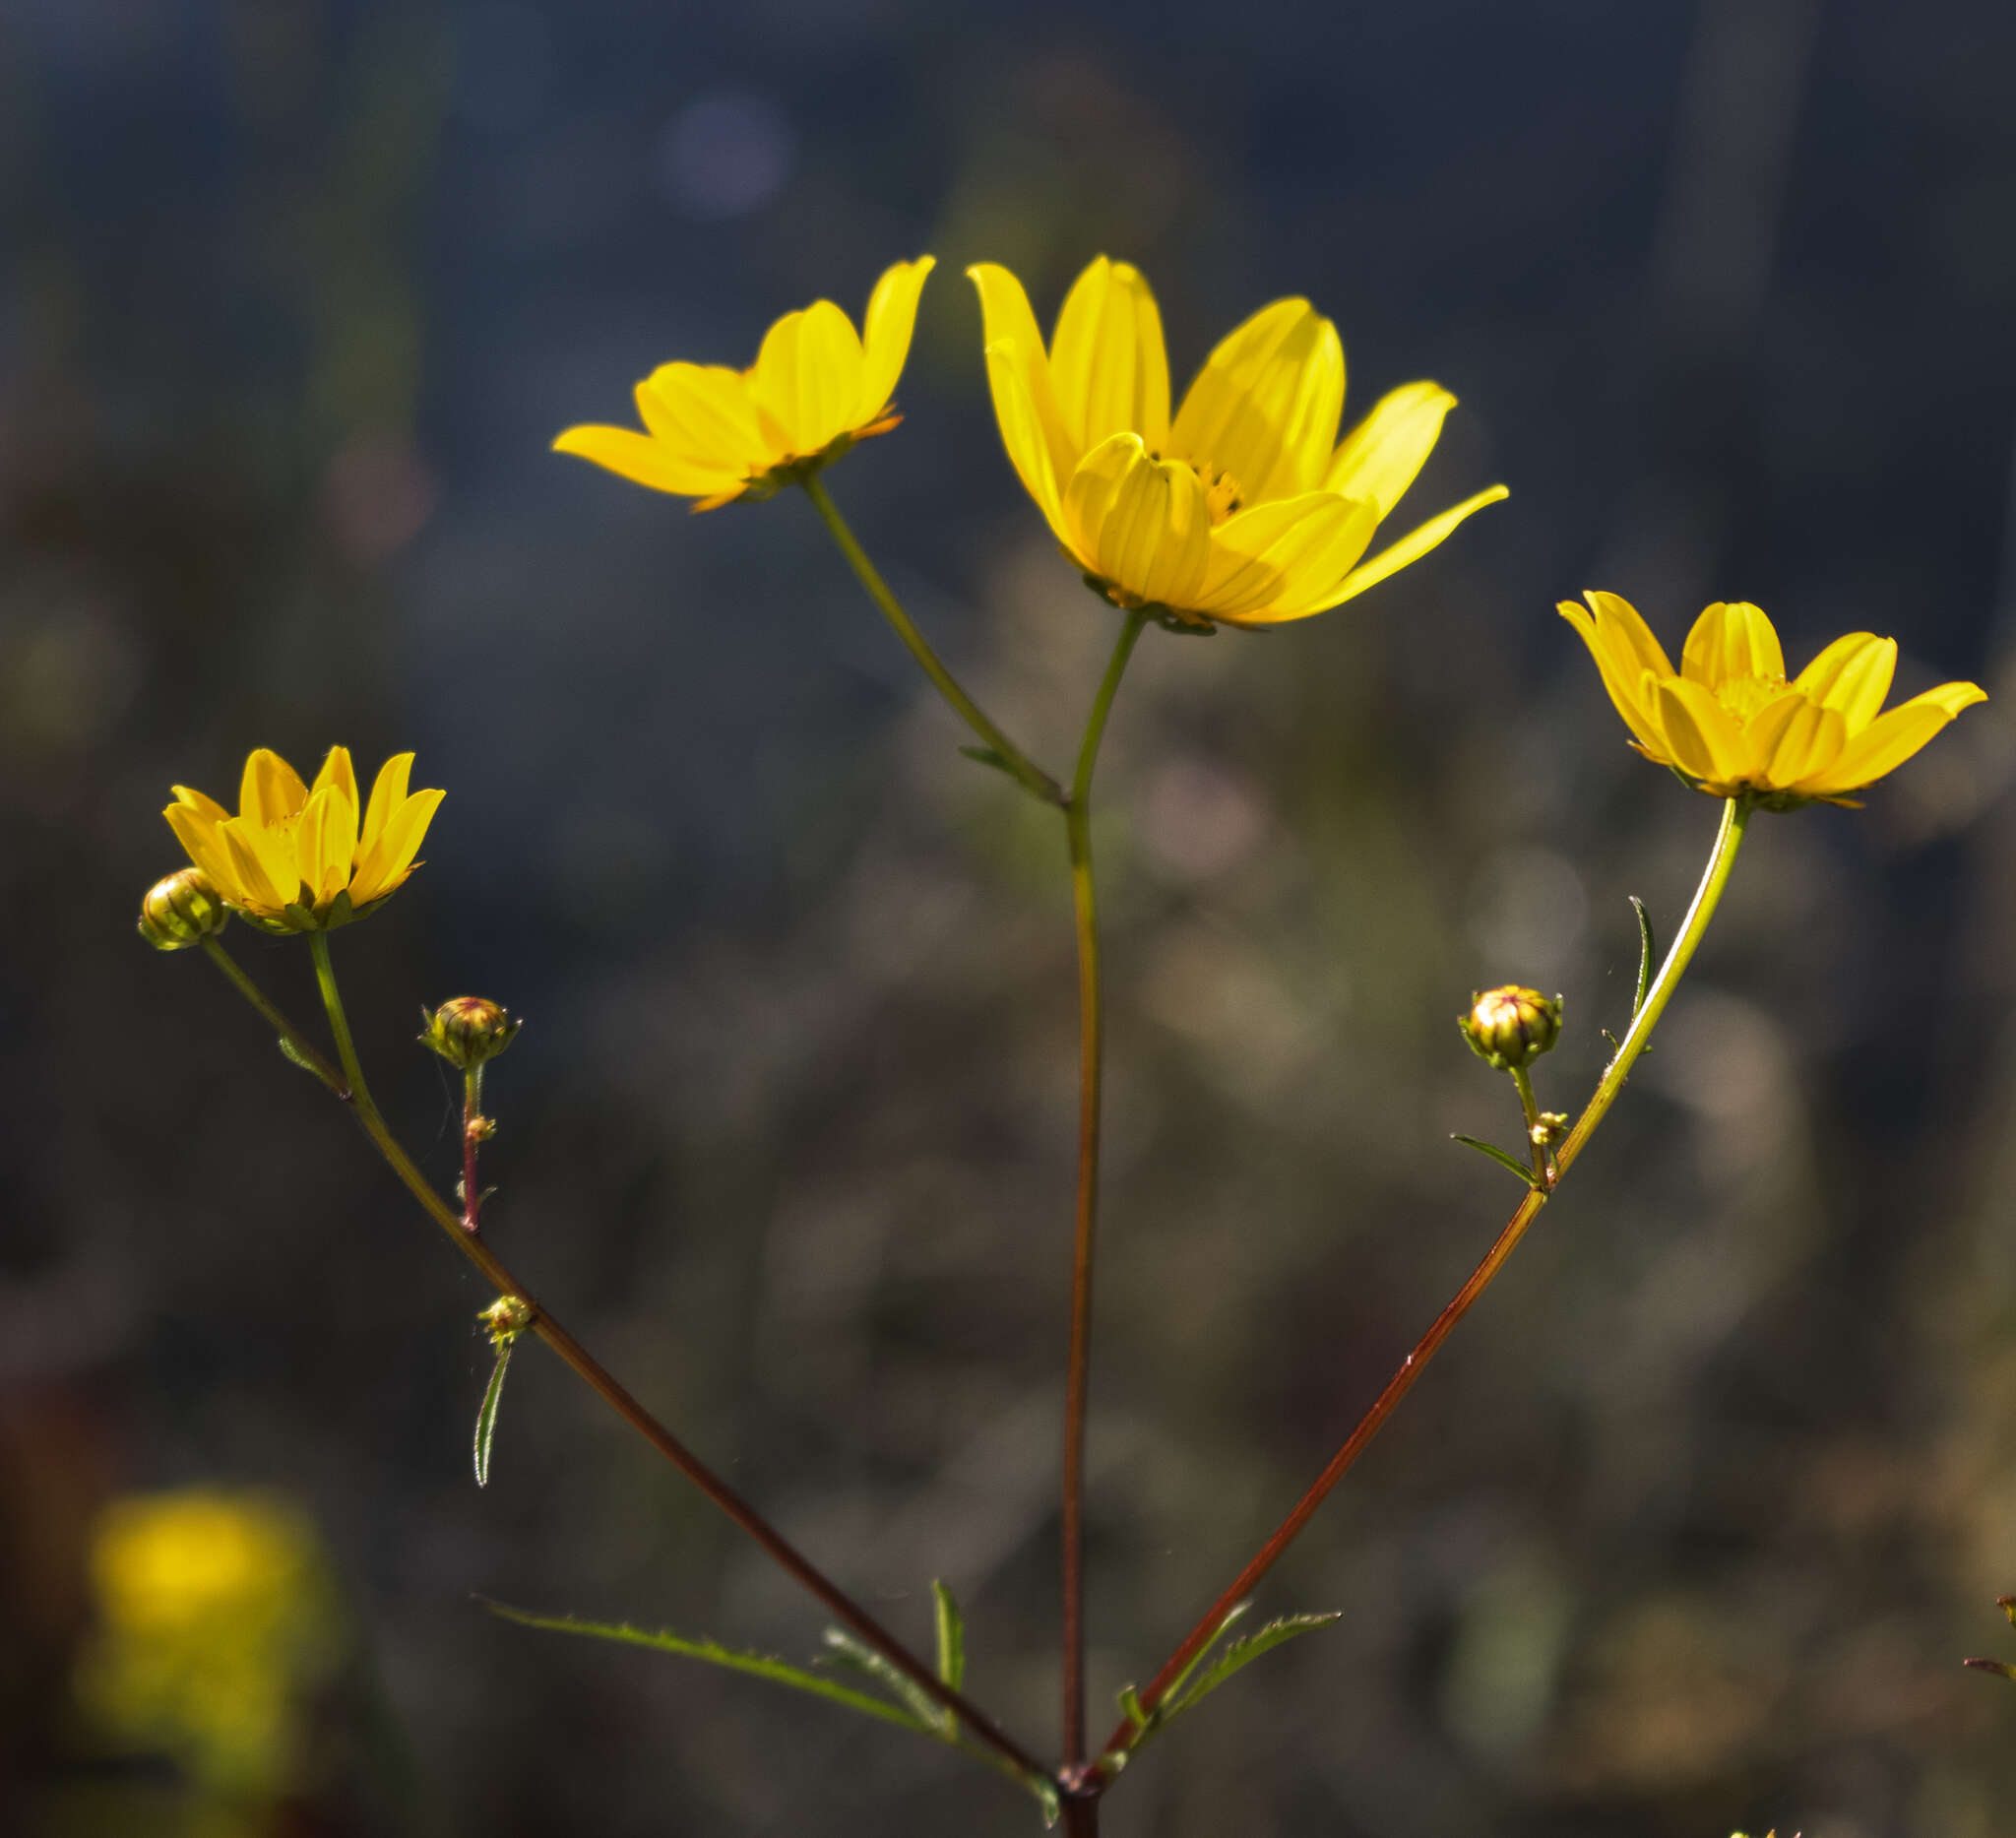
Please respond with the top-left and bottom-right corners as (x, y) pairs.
(6, 1), (2016, 1833)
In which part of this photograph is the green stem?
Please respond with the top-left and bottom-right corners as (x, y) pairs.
(197, 934), (1050, 1790)
(1060, 607), (1150, 1771)
(1091, 795), (1754, 1783)
(801, 473), (1064, 806)
(1509, 1064), (1549, 1188)
(200, 937), (346, 1096)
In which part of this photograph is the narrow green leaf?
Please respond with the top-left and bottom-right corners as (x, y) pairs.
(1964, 1657), (2016, 1682)
(1450, 1134), (1542, 1189)
(480, 1601), (932, 1734)
(472, 1339), (513, 1487)
(1162, 1599), (1251, 1708)
(1628, 895), (1656, 1018)
(1116, 1684), (1151, 1733)
(931, 1579), (965, 1700)
(277, 1035), (324, 1077)
(958, 745), (1015, 777)
(1032, 1778), (1061, 1827)
(1164, 1612), (1344, 1721)
(822, 1627), (945, 1731)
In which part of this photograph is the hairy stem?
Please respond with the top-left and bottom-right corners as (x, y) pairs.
(1061, 608), (1150, 1768)
(1093, 795), (1753, 1778)
(188, 935), (1053, 1791)
(802, 473), (1064, 805)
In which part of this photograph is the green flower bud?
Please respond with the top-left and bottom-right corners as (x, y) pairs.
(478, 1294), (535, 1349)
(1458, 985), (1562, 1071)
(137, 867), (228, 951)
(421, 997), (521, 1069)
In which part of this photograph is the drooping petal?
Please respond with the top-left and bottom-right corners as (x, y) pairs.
(1307, 483), (1509, 612)
(1654, 677), (1748, 787)
(1796, 681), (1988, 795)
(749, 301), (865, 458)
(856, 256), (935, 420)
(1681, 602), (1786, 690)
(361, 753), (414, 853)
(553, 424), (745, 498)
(1064, 436), (1211, 609)
(1558, 601), (1665, 748)
(1048, 256), (1170, 456)
(1169, 299), (1345, 503)
(240, 749), (309, 826)
(1323, 382), (1456, 518)
(349, 788), (445, 908)
(1792, 633), (1896, 733)
(1200, 492), (1379, 622)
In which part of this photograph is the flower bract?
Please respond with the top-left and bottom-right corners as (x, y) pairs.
(163, 748), (444, 932)
(968, 255), (1507, 625)
(554, 256), (935, 510)
(1561, 593), (1987, 807)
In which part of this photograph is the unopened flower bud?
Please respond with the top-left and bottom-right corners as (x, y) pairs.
(1531, 1111), (1569, 1149)
(478, 1294), (535, 1348)
(421, 997), (521, 1069)
(138, 867), (228, 951)
(1459, 985), (1562, 1070)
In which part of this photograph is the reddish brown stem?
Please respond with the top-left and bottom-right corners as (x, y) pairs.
(461, 1069), (484, 1234)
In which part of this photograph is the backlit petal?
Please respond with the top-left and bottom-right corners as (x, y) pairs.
(1048, 256), (1170, 456)
(1796, 686), (1982, 795)
(310, 745), (358, 815)
(361, 753), (414, 852)
(1200, 492), (1379, 622)
(1681, 602), (1785, 690)
(1792, 633), (1896, 733)
(350, 789), (444, 907)
(982, 341), (1073, 544)
(1323, 381), (1456, 518)
(1751, 697), (1846, 788)
(1309, 483), (1508, 612)
(220, 817), (293, 913)
(1654, 678), (1747, 786)
(170, 784), (231, 824)
(1169, 299), (1345, 502)
(970, 263), (1079, 519)
(749, 300), (865, 457)
(636, 363), (772, 466)
(857, 256), (935, 420)
(1585, 591), (1679, 685)
(240, 749), (309, 826)
(553, 424), (744, 498)
(1559, 601), (1664, 748)
(296, 785), (357, 907)
(1065, 436), (1211, 608)
(164, 803), (236, 896)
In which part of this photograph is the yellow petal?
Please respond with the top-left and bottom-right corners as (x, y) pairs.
(361, 753), (414, 853)
(311, 745), (358, 814)
(350, 788), (444, 907)
(1559, 600), (1665, 748)
(170, 784), (231, 824)
(1791, 633), (1896, 733)
(295, 785), (358, 907)
(1310, 483), (1508, 612)
(981, 342), (1073, 545)
(1048, 256), (1170, 456)
(1063, 434), (1208, 608)
(1199, 492), (1379, 622)
(970, 262), (1080, 486)
(857, 256), (935, 421)
(1585, 591), (1679, 685)
(553, 424), (744, 498)
(1681, 602), (1785, 690)
(636, 362), (771, 465)
(1323, 381), (1456, 518)
(749, 300), (864, 457)
(1654, 677), (1747, 786)
(1169, 298), (1345, 502)
(220, 816), (293, 913)
(164, 803), (237, 896)
(1797, 681), (1987, 795)
(1748, 695), (1846, 788)
(240, 749), (309, 826)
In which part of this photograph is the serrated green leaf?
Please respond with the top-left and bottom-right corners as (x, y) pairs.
(1627, 895), (1657, 1018)
(1163, 1611), (1343, 1722)
(481, 1601), (933, 1734)
(822, 1626), (948, 1731)
(932, 1579), (965, 1701)
(472, 1338), (512, 1488)
(1450, 1134), (1542, 1189)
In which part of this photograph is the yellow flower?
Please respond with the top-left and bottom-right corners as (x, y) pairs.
(968, 255), (1507, 625)
(163, 747), (444, 932)
(1561, 592), (1987, 807)
(554, 256), (935, 510)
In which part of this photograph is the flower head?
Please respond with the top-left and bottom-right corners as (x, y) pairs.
(421, 995), (521, 1069)
(1561, 593), (1987, 808)
(137, 866), (228, 951)
(163, 747), (444, 932)
(968, 255), (1506, 626)
(1460, 986), (1562, 1070)
(554, 257), (935, 510)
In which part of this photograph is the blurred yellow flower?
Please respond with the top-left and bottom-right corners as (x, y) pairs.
(968, 255), (1506, 625)
(164, 747), (444, 932)
(1561, 592), (1986, 807)
(555, 256), (935, 509)
(77, 1489), (340, 1799)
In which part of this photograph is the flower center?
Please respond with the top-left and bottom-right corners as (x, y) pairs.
(1149, 451), (1246, 525)
(1713, 672), (1790, 723)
